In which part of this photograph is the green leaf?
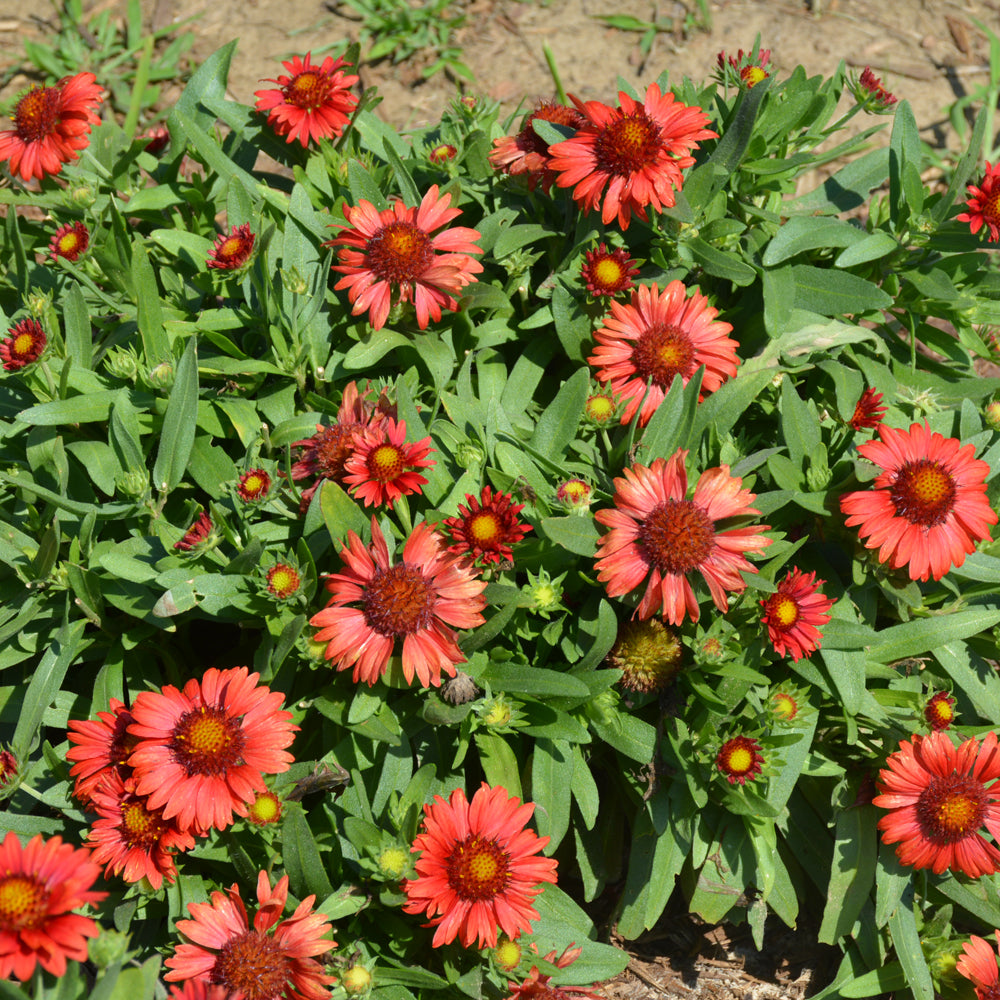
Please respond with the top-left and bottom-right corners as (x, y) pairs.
(474, 732), (522, 798)
(131, 243), (170, 362)
(539, 516), (600, 556)
(818, 805), (878, 944)
(529, 368), (588, 461)
(531, 738), (572, 853)
(552, 283), (593, 363)
(933, 104), (988, 223)
(692, 369), (772, 439)
(868, 607), (1000, 662)
(837, 962), (907, 998)
(780, 377), (821, 467)
(476, 663), (589, 698)
(570, 743), (600, 829)
(19, 390), (123, 426)
(932, 639), (1000, 723)
(790, 265), (893, 316)
(888, 99), (921, 225)
(283, 808), (335, 900)
(763, 217), (866, 266)
(320, 480), (368, 546)
(683, 236), (757, 285)
(785, 147), (890, 215)
(152, 336), (199, 494)
(834, 231), (899, 268)
(640, 368), (702, 461)
(887, 880), (934, 1000)
(13, 619), (86, 757)
(874, 843), (910, 928)
(62, 284), (92, 368)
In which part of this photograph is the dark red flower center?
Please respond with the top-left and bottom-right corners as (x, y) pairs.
(595, 110), (662, 176)
(363, 563), (436, 636)
(889, 459), (957, 527)
(171, 707), (246, 777)
(916, 774), (987, 843)
(632, 323), (696, 388)
(366, 221), (433, 283)
(14, 86), (61, 142)
(979, 985), (1000, 1000)
(0, 875), (49, 932)
(284, 70), (333, 111)
(313, 423), (361, 479)
(639, 499), (714, 574)
(368, 443), (406, 482)
(121, 797), (167, 848)
(446, 834), (511, 901)
(985, 189), (1000, 227)
(764, 593), (800, 630)
(213, 929), (290, 1000)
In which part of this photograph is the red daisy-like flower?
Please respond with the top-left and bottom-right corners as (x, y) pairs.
(326, 184), (484, 330)
(580, 243), (639, 298)
(0, 748), (17, 787)
(254, 51), (359, 147)
(290, 381), (394, 509)
(854, 66), (898, 113)
(759, 567), (833, 662)
(924, 691), (957, 732)
(839, 422), (998, 581)
(488, 100), (586, 192)
(48, 220), (90, 262)
(429, 143), (457, 164)
(237, 468), (271, 502)
(957, 932), (1000, 1000)
(0, 831), (107, 981)
(127, 667), (297, 834)
(442, 486), (533, 566)
(594, 449), (771, 625)
(507, 944), (603, 1000)
(716, 48), (772, 88)
(716, 736), (764, 785)
(141, 123), (170, 156)
(174, 511), (214, 551)
(311, 517), (487, 688)
(588, 281), (739, 426)
(556, 478), (593, 511)
(0, 318), (48, 372)
(87, 770), (195, 890)
(266, 563), (302, 600)
(66, 697), (137, 806)
(342, 417), (435, 507)
(849, 387), (887, 431)
(165, 870), (335, 1000)
(0, 72), (104, 182)
(957, 161), (1000, 243)
(208, 224), (256, 271)
(873, 730), (1000, 877)
(402, 783), (559, 949)
(548, 83), (716, 230)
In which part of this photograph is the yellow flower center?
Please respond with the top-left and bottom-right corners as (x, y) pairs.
(768, 593), (800, 628)
(585, 395), (615, 422)
(58, 232), (81, 254)
(267, 565), (300, 598)
(12, 333), (33, 356)
(248, 790), (282, 825)
(0, 875), (48, 932)
(121, 799), (165, 847)
(917, 774), (986, 842)
(446, 834), (510, 901)
(727, 746), (752, 772)
(286, 70), (333, 111)
(369, 443), (405, 482)
(633, 323), (697, 389)
(469, 511), (501, 544)
(594, 258), (624, 286)
(772, 693), (799, 721)
(741, 66), (768, 87)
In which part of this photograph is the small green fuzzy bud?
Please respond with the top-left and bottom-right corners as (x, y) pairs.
(25, 290), (52, 320)
(491, 936), (522, 972)
(523, 569), (565, 617)
(145, 360), (175, 391)
(986, 400), (1000, 431)
(481, 694), (514, 728)
(454, 439), (485, 469)
(116, 469), (148, 498)
(377, 846), (410, 880)
(103, 347), (141, 381)
(88, 928), (130, 969)
(584, 687), (619, 726)
(805, 449), (831, 491)
(69, 184), (96, 207)
(342, 965), (373, 996)
(281, 266), (309, 296)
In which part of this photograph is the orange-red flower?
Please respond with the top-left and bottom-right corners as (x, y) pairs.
(165, 871), (335, 1000)
(87, 770), (195, 890)
(326, 185), (483, 330)
(854, 66), (898, 113)
(1, 318), (48, 371)
(0, 831), (106, 980)
(873, 730), (1000, 877)
(127, 667), (297, 834)
(548, 83), (716, 230)
(237, 468), (271, 502)
(254, 51), (358, 146)
(489, 100), (585, 192)
(66, 697), (137, 806)
(429, 143), (457, 164)
(925, 691), (957, 732)
(716, 48), (771, 88)
(839, 422), (998, 581)
(958, 161), (1000, 243)
(174, 510), (214, 551)
(0, 73), (104, 182)
(958, 932), (1000, 1000)
(849, 387), (887, 431)
(402, 784), (558, 948)
(266, 563), (302, 600)
(506, 944), (603, 1000)
(312, 518), (487, 688)
(342, 416), (435, 507)
(580, 243), (638, 298)
(442, 486), (533, 566)
(48, 220), (90, 262)
(588, 281), (739, 426)
(0, 748), (16, 787)
(716, 736), (764, 785)
(759, 567), (833, 661)
(290, 381), (394, 509)
(208, 224), (255, 271)
(594, 450), (770, 625)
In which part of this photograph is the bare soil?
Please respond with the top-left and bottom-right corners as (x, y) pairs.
(2, 0), (999, 995)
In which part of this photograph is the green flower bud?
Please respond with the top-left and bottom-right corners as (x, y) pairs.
(144, 360), (175, 392)
(116, 469), (148, 498)
(88, 928), (130, 969)
(342, 965), (373, 996)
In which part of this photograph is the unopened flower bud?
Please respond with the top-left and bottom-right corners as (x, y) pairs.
(491, 936), (522, 972)
(145, 360), (175, 391)
(986, 400), (1000, 431)
(342, 965), (373, 996)
(377, 846), (409, 880)
(116, 469), (148, 498)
